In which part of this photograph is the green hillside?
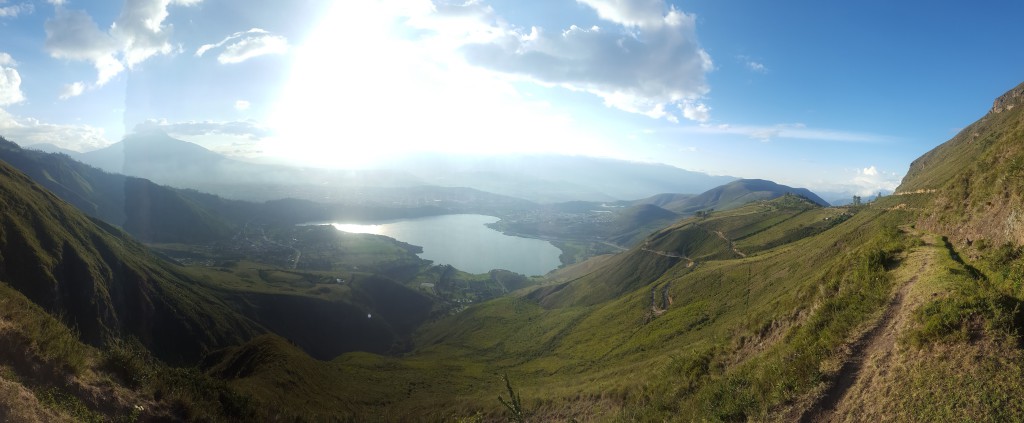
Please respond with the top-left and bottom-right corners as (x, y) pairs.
(0, 159), (259, 363)
(0, 155), (450, 419)
(316, 194), (1024, 422)
(531, 196), (834, 308)
(207, 194), (897, 420)
(2, 137), (240, 243)
(642, 179), (830, 214)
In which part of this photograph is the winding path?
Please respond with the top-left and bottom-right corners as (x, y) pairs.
(714, 230), (746, 258)
(640, 246), (695, 267)
(800, 232), (932, 423)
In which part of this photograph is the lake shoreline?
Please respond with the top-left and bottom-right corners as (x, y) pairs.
(300, 214), (562, 276)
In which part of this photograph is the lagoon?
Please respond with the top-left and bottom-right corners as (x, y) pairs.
(317, 214), (562, 276)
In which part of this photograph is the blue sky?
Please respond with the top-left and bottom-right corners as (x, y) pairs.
(1, 0), (1023, 198)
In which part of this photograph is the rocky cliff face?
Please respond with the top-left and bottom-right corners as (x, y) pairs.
(898, 80), (1024, 248)
(991, 81), (1024, 113)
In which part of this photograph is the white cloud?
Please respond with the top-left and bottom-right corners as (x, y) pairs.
(851, 165), (900, 196)
(133, 118), (271, 158)
(576, 0), (668, 28)
(0, 52), (25, 106)
(682, 102), (710, 123)
(398, 0), (712, 122)
(0, 108), (111, 151)
(738, 55), (767, 73)
(679, 123), (893, 143)
(46, 0), (66, 5)
(44, 9), (119, 61)
(0, 3), (33, 18)
(195, 28), (289, 64)
(59, 81), (86, 99)
(44, 0), (200, 88)
(134, 118), (272, 139)
(234, 100), (250, 110)
(218, 35), (288, 64)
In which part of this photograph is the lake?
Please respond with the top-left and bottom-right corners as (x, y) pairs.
(316, 214), (562, 276)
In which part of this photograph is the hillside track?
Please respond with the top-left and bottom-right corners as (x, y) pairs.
(801, 232), (933, 423)
(714, 230), (746, 258)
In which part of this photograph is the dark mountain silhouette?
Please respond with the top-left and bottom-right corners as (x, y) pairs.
(0, 136), (240, 243)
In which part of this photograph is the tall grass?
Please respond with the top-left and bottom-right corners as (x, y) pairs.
(0, 283), (87, 374)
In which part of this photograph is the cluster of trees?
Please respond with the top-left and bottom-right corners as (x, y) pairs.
(852, 192), (884, 207)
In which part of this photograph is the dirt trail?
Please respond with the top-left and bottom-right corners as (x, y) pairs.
(714, 230), (746, 258)
(801, 233), (932, 423)
(640, 244), (695, 267)
(649, 282), (674, 316)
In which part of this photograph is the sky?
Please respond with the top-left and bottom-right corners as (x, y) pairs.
(1, 0), (1024, 198)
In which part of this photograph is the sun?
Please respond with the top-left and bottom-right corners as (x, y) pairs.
(266, 2), (410, 169)
(265, 1), (613, 169)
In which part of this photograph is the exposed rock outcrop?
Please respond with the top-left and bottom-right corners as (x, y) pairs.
(991, 81), (1024, 113)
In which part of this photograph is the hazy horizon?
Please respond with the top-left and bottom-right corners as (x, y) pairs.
(2, 1), (1024, 198)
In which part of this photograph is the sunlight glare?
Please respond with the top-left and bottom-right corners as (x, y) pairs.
(329, 223), (384, 235)
(266, 0), (620, 169)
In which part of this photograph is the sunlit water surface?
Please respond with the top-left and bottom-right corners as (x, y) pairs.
(310, 214), (562, 276)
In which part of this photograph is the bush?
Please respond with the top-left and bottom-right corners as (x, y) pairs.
(103, 337), (154, 388)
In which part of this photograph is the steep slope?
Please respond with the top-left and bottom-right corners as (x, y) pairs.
(641, 179), (830, 214)
(492, 202), (681, 251)
(214, 272), (435, 359)
(632, 192), (694, 208)
(898, 80), (1024, 247)
(121, 178), (236, 243)
(0, 159), (261, 363)
(531, 195), (838, 308)
(605, 203), (682, 246)
(0, 137), (240, 243)
(0, 154), (439, 366)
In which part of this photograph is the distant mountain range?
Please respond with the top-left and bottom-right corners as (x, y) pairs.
(0, 136), (243, 243)
(45, 131), (423, 200)
(379, 153), (739, 202)
(6, 137), (535, 244)
(44, 131), (738, 203)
